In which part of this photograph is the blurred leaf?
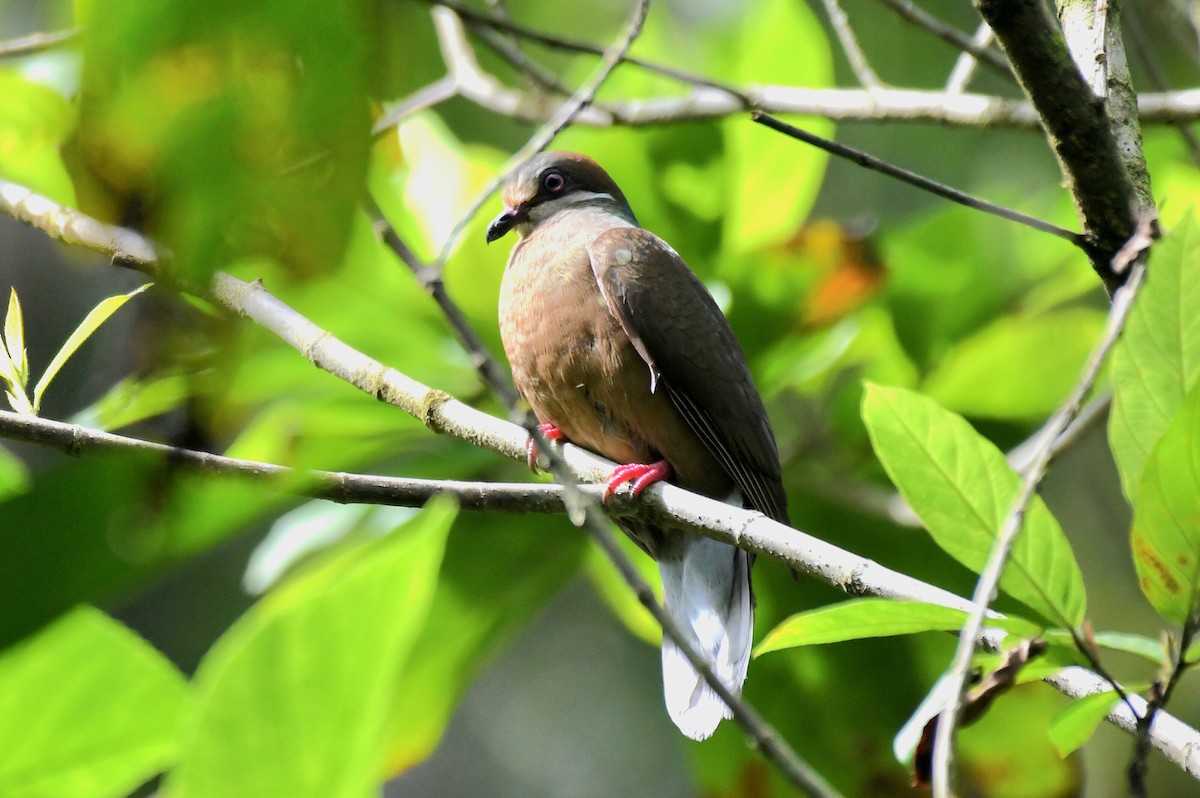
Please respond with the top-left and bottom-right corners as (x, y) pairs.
(862, 384), (1087, 627)
(0, 606), (187, 798)
(384, 513), (585, 773)
(1130, 380), (1200, 623)
(1048, 690), (1118, 757)
(33, 282), (153, 413)
(584, 533), (662, 646)
(1090, 632), (1165, 665)
(1110, 213), (1200, 499)
(755, 598), (1040, 657)
(0, 69), (76, 204)
(0, 444), (28, 501)
(722, 0), (832, 254)
(167, 498), (454, 798)
(78, 0), (372, 282)
(71, 371), (194, 431)
(923, 309), (1106, 420)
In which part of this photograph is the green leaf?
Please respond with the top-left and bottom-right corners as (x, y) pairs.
(1110, 213), (1200, 499)
(166, 498), (454, 798)
(862, 384), (1087, 627)
(1130, 380), (1200, 623)
(923, 309), (1107, 420)
(383, 513), (584, 773)
(754, 598), (1041, 657)
(722, 0), (832, 254)
(33, 282), (152, 413)
(0, 70), (77, 205)
(1091, 632), (1165, 665)
(4, 287), (27, 388)
(72, 372), (193, 431)
(0, 444), (28, 501)
(0, 606), (188, 798)
(1048, 690), (1118, 757)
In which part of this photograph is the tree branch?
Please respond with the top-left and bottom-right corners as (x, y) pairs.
(4, 181), (1200, 781)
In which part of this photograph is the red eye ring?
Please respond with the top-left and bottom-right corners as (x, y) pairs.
(542, 171), (566, 194)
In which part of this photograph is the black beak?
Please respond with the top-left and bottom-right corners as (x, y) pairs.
(486, 207), (522, 244)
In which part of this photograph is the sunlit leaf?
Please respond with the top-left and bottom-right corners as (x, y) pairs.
(722, 0), (832, 254)
(755, 598), (1041, 657)
(923, 309), (1106, 420)
(71, 371), (194, 431)
(4, 288), (27, 388)
(1110, 213), (1200, 499)
(1130, 380), (1200, 623)
(862, 384), (1087, 627)
(0, 445), (28, 501)
(167, 498), (453, 797)
(0, 69), (77, 205)
(0, 606), (187, 798)
(1048, 690), (1118, 757)
(384, 514), (585, 774)
(33, 282), (153, 413)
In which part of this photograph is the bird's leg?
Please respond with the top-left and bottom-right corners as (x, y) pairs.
(603, 460), (673, 502)
(526, 423), (566, 472)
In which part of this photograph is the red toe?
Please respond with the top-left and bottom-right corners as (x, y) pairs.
(603, 460), (672, 502)
(527, 423), (565, 472)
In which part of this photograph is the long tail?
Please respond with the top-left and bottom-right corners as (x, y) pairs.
(657, 533), (753, 741)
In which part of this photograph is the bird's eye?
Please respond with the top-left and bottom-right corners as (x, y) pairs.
(542, 171), (566, 194)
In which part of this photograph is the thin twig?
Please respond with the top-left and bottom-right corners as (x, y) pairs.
(366, 198), (519, 408)
(6, 182), (1200, 780)
(373, 77), (457, 135)
(0, 28), (79, 58)
(751, 111), (1087, 247)
(820, 0), (883, 89)
(929, 217), (1158, 798)
(435, 0), (650, 266)
(945, 22), (994, 94)
(0, 409), (574, 512)
(872, 0), (1013, 79)
(1007, 390), (1112, 475)
(1130, 621), (1200, 796)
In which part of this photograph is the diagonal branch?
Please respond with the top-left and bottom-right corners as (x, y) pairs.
(5, 181), (1200, 781)
(929, 217), (1158, 798)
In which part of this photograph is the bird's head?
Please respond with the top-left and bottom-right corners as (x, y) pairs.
(486, 151), (636, 243)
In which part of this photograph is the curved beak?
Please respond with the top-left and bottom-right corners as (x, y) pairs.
(486, 207), (524, 243)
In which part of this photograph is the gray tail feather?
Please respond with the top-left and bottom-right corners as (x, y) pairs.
(658, 534), (753, 741)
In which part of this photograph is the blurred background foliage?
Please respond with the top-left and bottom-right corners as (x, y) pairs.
(0, 0), (1199, 795)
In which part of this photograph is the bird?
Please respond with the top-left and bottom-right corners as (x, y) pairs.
(487, 151), (789, 741)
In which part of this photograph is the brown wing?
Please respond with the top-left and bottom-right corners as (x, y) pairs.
(588, 227), (789, 524)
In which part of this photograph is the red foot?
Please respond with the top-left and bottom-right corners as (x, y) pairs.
(603, 460), (672, 502)
(526, 423), (566, 472)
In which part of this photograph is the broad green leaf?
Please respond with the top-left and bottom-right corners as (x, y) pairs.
(1130, 380), (1200, 623)
(755, 598), (1041, 657)
(384, 513), (585, 773)
(4, 288), (27, 387)
(1110, 213), (1200, 499)
(1049, 691), (1119, 757)
(923, 309), (1106, 420)
(722, 0), (832, 254)
(862, 384), (1087, 627)
(167, 498), (454, 798)
(33, 282), (152, 412)
(0, 70), (76, 205)
(0, 606), (187, 798)
(1091, 632), (1165, 665)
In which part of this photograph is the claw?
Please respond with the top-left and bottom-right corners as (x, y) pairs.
(526, 423), (565, 472)
(603, 459), (672, 502)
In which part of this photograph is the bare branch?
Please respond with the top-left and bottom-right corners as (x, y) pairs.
(976, 0), (1144, 292)
(5, 181), (1200, 781)
(0, 28), (79, 59)
(873, 0), (1013, 79)
(945, 22), (994, 94)
(929, 216), (1158, 798)
(820, 0), (883, 89)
